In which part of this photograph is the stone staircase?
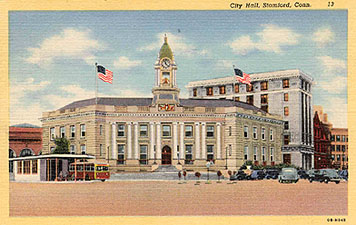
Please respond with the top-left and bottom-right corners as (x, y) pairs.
(153, 165), (180, 172)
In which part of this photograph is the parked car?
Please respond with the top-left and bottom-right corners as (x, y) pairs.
(229, 170), (248, 181)
(307, 169), (320, 181)
(250, 170), (265, 180)
(309, 169), (341, 184)
(298, 170), (309, 179)
(278, 168), (299, 183)
(338, 170), (348, 181)
(265, 169), (279, 179)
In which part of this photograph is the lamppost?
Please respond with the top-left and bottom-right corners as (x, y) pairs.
(153, 145), (157, 165)
(177, 145), (181, 165)
(206, 161), (212, 182)
(225, 146), (228, 169)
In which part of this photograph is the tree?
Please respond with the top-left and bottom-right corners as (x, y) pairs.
(53, 137), (70, 154)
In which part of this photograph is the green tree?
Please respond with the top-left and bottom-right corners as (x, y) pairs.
(53, 137), (70, 154)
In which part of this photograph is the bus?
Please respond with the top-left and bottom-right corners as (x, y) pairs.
(68, 162), (110, 182)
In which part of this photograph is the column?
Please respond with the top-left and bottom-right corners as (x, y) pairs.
(150, 122), (155, 160)
(217, 122), (222, 159)
(201, 122), (206, 159)
(179, 122), (184, 159)
(111, 123), (117, 160)
(156, 122), (161, 159)
(173, 122), (178, 159)
(134, 122), (139, 159)
(127, 122), (132, 159)
(195, 122), (200, 159)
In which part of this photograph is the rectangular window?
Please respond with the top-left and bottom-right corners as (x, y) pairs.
(260, 81), (268, 91)
(342, 135), (346, 142)
(99, 144), (103, 156)
(185, 145), (193, 164)
(270, 147), (274, 162)
(23, 160), (31, 174)
(253, 127), (257, 139)
(32, 160), (38, 174)
(162, 125), (171, 137)
(193, 88), (197, 97)
(207, 145), (214, 161)
(261, 128), (266, 140)
(207, 125), (214, 137)
(229, 126), (232, 136)
(99, 125), (103, 136)
(261, 94), (268, 104)
(234, 97), (240, 101)
(284, 135), (289, 145)
(118, 124), (125, 137)
(262, 147), (266, 161)
(17, 161), (22, 174)
(336, 135), (340, 142)
(60, 126), (65, 138)
(206, 87), (213, 96)
(50, 146), (55, 153)
(253, 146), (257, 161)
(70, 125), (75, 138)
(139, 145), (148, 165)
(247, 85), (253, 92)
(229, 144), (232, 156)
(331, 135), (335, 141)
(244, 126), (249, 138)
(331, 145), (335, 152)
(247, 95), (254, 105)
(140, 124), (148, 137)
(50, 127), (55, 140)
(219, 86), (226, 94)
(284, 93), (289, 101)
(234, 84), (239, 93)
(244, 146), (249, 160)
(283, 79), (290, 88)
(80, 124), (86, 137)
(284, 107), (289, 116)
(270, 129), (274, 141)
(284, 121), (289, 130)
(337, 155), (340, 161)
(70, 145), (76, 154)
(336, 145), (340, 152)
(185, 125), (193, 137)
(261, 105), (268, 112)
(342, 145), (346, 152)
(283, 154), (291, 164)
(81, 145), (86, 154)
(118, 144), (125, 165)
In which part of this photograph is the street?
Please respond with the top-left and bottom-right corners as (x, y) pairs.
(9, 179), (347, 216)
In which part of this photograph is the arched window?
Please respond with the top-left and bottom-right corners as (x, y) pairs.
(20, 149), (33, 157)
(9, 149), (15, 158)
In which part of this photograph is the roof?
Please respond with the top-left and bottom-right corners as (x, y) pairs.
(59, 97), (267, 113)
(9, 154), (95, 161)
(11, 123), (40, 128)
(159, 36), (173, 60)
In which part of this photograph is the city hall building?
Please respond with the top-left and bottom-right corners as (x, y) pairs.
(41, 37), (284, 172)
(186, 69), (314, 170)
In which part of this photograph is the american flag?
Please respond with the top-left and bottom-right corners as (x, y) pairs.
(234, 67), (251, 85)
(97, 65), (113, 84)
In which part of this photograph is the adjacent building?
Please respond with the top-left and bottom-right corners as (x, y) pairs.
(330, 128), (348, 170)
(40, 37), (285, 172)
(186, 69), (314, 170)
(313, 112), (332, 169)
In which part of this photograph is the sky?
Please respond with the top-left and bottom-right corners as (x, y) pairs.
(9, 10), (347, 128)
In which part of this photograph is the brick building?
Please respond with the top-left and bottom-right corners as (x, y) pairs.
(330, 128), (348, 170)
(313, 112), (331, 169)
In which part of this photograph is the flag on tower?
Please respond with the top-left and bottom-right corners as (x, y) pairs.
(97, 64), (113, 84)
(234, 66), (251, 85)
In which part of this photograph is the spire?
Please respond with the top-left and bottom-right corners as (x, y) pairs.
(159, 34), (173, 60)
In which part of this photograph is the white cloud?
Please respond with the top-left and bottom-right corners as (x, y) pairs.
(10, 78), (50, 105)
(139, 32), (209, 56)
(228, 24), (300, 55)
(318, 56), (346, 73)
(312, 28), (335, 47)
(26, 28), (104, 67)
(323, 96), (347, 128)
(10, 103), (46, 126)
(318, 76), (347, 94)
(113, 56), (142, 70)
(215, 59), (236, 69)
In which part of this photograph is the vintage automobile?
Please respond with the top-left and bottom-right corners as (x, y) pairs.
(229, 170), (249, 181)
(338, 170), (348, 181)
(265, 169), (279, 179)
(309, 169), (341, 184)
(307, 169), (320, 181)
(297, 169), (309, 179)
(250, 170), (265, 180)
(278, 168), (299, 183)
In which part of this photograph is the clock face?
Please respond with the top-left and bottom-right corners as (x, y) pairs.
(161, 58), (171, 69)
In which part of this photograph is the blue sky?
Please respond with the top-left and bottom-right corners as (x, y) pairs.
(9, 10), (347, 127)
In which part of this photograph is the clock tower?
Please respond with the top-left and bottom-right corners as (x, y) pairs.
(152, 35), (180, 110)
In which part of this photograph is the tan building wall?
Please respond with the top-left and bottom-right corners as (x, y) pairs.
(330, 128), (348, 169)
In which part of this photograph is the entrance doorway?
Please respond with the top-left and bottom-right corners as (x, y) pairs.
(161, 146), (172, 165)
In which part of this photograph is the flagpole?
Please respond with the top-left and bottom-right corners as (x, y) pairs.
(95, 62), (98, 105)
(233, 65), (236, 101)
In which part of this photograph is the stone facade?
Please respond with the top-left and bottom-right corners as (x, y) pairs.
(186, 69), (314, 170)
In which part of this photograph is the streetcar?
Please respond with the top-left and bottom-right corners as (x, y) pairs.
(68, 162), (110, 182)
